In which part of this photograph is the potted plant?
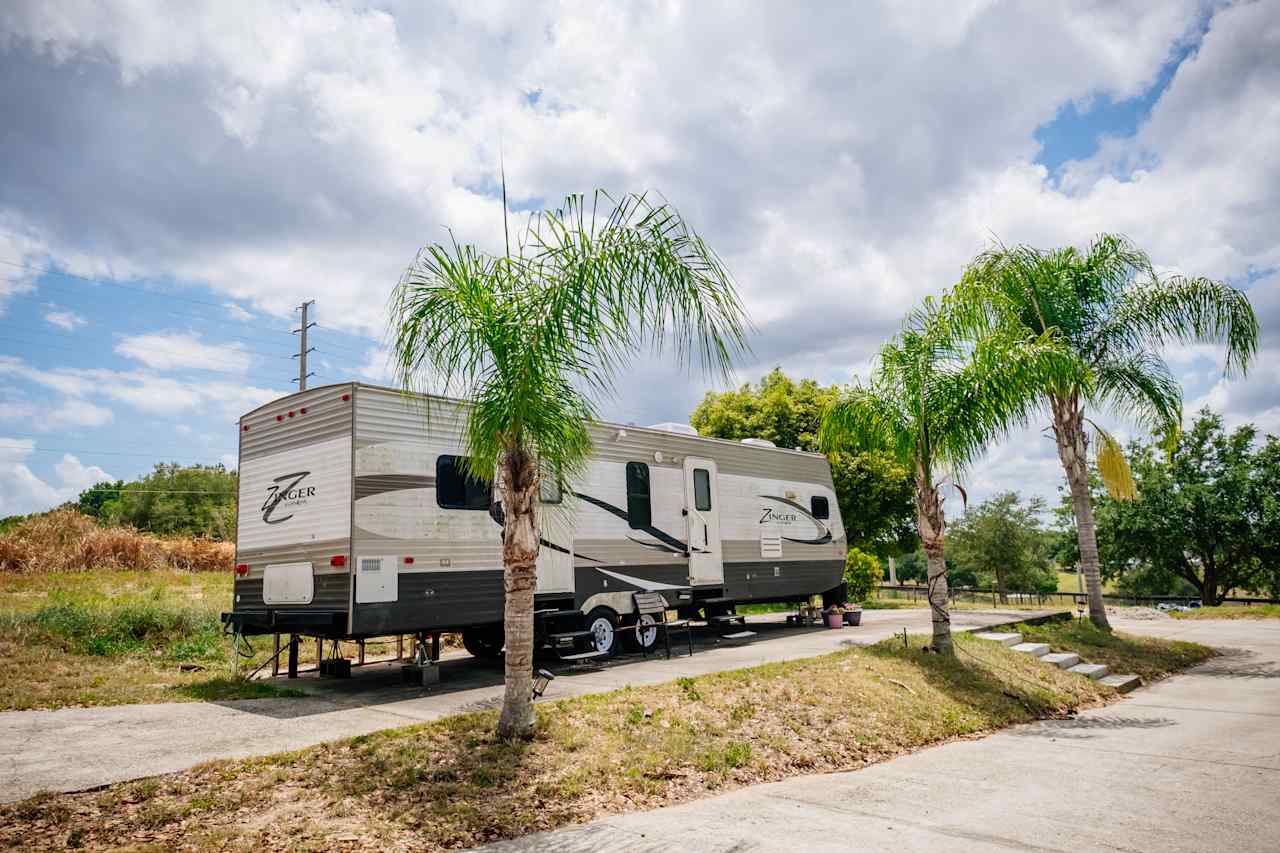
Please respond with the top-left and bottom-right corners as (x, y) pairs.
(842, 604), (862, 627)
(824, 605), (844, 629)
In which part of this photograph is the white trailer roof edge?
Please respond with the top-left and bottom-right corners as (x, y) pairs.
(240, 381), (829, 460)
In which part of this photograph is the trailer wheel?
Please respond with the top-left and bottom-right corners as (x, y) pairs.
(461, 626), (503, 659)
(586, 607), (618, 658)
(621, 613), (659, 653)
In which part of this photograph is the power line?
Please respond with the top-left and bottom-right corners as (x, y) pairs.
(0, 321), (296, 367)
(0, 440), (232, 461)
(0, 281), (302, 350)
(0, 336), (288, 385)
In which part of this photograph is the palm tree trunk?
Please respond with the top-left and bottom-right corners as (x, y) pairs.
(916, 479), (952, 655)
(1051, 393), (1111, 631)
(496, 449), (539, 739)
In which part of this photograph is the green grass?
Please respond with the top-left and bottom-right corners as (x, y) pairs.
(0, 570), (309, 709)
(1016, 619), (1215, 681)
(1171, 604), (1280, 620)
(1, 621), (1213, 852)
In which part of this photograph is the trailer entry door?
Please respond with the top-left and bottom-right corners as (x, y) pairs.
(684, 457), (723, 587)
(535, 470), (574, 594)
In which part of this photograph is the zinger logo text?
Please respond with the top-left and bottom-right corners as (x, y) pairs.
(261, 471), (314, 525)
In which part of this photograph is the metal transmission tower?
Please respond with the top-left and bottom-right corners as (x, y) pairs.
(292, 300), (316, 390)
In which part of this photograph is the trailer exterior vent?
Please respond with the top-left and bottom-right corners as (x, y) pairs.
(646, 422), (699, 436)
(741, 437), (777, 447)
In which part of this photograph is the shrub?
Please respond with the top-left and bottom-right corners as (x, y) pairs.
(0, 509), (233, 574)
(844, 547), (883, 602)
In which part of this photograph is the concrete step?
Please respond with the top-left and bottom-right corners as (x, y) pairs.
(1011, 642), (1050, 657)
(1068, 662), (1109, 680)
(1041, 652), (1080, 669)
(1099, 674), (1142, 693)
(973, 632), (1022, 646)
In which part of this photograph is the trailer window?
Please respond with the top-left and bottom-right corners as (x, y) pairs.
(810, 495), (830, 520)
(436, 455), (492, 510)
(693, 468), (712, 511)
(625, 461), (651, 529)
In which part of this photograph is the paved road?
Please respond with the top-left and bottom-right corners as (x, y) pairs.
(475, 617), (1280, 853)
(0, 608), (1050, 803)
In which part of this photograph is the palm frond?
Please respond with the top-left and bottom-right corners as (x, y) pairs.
(1091, 350), (1182, 433)
(1100, 274), (1259, 377)
(389, 191), (751, 486)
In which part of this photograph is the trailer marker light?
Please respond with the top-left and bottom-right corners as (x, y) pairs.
(341, 393), (350, 401)
(299, 407), (307, 414)
(330, 555), (346, 567)
(235, 563), (249, 576)
(242, 425), (249, 432)
(287, 410), (295, 418)
(276, 414), (284, 421)
(403, 556), (414, 565)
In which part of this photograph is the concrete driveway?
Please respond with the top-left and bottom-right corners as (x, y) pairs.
(474, 617), (1280, 853)
(0, 607), (1050, 803)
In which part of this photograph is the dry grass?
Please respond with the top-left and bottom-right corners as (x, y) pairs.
(0, 623), (1213, 852)
(1017, 619), (1216, 682)
(0, 509), (233, 575)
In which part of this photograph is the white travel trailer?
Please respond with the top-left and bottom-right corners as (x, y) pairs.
(223, 383), (848, 658)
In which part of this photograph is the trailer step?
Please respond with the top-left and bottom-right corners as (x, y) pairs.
(557, 649), (609, 661)
(546, 629), (592, 650)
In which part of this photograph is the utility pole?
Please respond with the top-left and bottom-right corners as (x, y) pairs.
(292, 300), (316, 390)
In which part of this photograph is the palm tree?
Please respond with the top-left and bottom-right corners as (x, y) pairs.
(819, 302), (1078, 654)
(390, 191), (749, 738)
(956, 235), (1258, 630)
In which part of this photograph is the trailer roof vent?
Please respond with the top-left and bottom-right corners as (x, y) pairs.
(646, 422), (699, 436)
(740, 437), (776, 447)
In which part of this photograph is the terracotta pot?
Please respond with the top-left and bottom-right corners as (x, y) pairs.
(825, 613), (843, 629)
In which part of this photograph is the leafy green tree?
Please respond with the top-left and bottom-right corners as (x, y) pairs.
(81, 465), (237, 539)
(956, 234), (1258, 629)
(77, 480), (125, 519)
(948, 492), (1055, 601)
(390, 190), (749, 738)
(691, 369), (916, 555)
(843, 547), (883, 602)
(819, 302), (1075, 653)
(1093, 410), (1280, 604)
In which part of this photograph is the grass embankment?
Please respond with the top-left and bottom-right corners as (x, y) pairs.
(1017, 619), (1214, 681)
(1172, 604), (1280, 620)
(1, 622), (1212, 852)
(0, 570), (307, 709)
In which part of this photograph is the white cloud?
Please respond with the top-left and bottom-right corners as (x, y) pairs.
(47, 398), (113, 429)
(0, 0), (1276, 507)
(114, 331), (252, 373)
(0, 440), (112, 516)
(223, 302), (253, 322)
(0, 355), (284, 421)
(43, 307), (87, 331)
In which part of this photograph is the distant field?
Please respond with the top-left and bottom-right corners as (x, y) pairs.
(1055, 571), (1117, 594)
(1172, 604), (1280, 620)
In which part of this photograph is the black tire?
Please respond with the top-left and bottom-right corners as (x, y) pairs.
(620, 612), (661, 653)
(585, 607), (619, 658)
(461, 625), (503, 659)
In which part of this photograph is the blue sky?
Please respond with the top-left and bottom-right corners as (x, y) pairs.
(1, 1), (1277, 516)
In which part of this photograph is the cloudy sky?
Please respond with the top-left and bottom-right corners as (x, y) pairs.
(0, 0), (1276, 517)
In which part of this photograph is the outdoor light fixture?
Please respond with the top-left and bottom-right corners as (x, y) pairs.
(532, 668), (556, 699)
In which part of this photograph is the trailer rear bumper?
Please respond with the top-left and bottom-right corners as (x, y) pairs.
(222, 609), (347, 636)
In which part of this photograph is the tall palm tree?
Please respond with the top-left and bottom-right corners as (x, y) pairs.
(819, 302), (1078, 654)
(390, 191), (749, 738)
(956, 235), (1258, 630)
